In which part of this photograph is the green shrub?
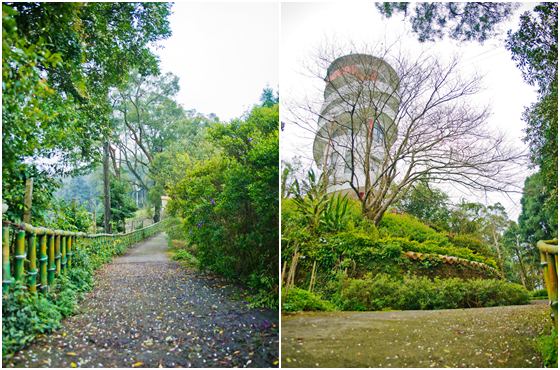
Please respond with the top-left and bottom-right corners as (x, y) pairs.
(246, 273), (278, 309)
(398, 275), (439, 310)
(2, 285), (63, 357)
(530, 288), (549, 299)
(282, 287), (335, 312)
(537, 329), (558, 368)
(378, 214), (498, 268)
(171, 248), (199, 267)
(432, 277), (470, 309)
(379, 213), (448, 245)
(332, 274), (529, 311)
(335, 273), (401, 311)
(164, 216), (188, 242)
(374, 236), (497, 268)
(448, 234), (496, 258)
(168, 105), (279, 309)
(463, 279), (529, 307)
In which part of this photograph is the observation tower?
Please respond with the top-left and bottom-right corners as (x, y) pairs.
(313, 54), (400, 194)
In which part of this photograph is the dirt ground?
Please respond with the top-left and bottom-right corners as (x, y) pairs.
(6, 233), (279, 368)
(282, 303), (552, 368)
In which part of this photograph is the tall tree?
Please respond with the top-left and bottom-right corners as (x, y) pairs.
(518, 172), (556, 244)
(395, 180), (451, 231)
(2, 2), (171, 223)
(506, 3), (558, 237)
(110, 72), (186, 222)
(376, 2), (558, 236)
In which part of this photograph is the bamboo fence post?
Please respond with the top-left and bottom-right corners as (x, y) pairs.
(61, 235), (67, 272)
(39, 234), (48, 293)
(55, 234), (61, 276)
(546, 252), (558, 325)
(67, 235), (73, 268)
(27, 233), (37, 294)
(2, 226), (12, 292)
(14, 230), (26, 283)
(540, 250), (550, 301)
(47, 234), (55, 285)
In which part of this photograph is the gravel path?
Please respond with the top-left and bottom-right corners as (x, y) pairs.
(7, 233), (279, 368)
(282, 304), (552, 368)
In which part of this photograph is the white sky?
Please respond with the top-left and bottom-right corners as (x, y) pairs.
(280, 1), (539, 221)
(156, 2), (279, 121)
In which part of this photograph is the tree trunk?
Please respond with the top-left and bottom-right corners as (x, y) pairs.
(103, 141), (112, 233)
(153, 195), (161, 223)
(514, 236), (530, 289)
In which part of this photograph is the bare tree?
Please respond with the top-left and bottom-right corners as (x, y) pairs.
(287, 44), (526, 225)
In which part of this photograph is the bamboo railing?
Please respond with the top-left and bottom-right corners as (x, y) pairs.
(537, 239), (558, 327)
(2, 221), (163, 294)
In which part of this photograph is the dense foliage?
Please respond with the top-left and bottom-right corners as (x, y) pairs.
(375, 2), (518, 43)
(281, 287), (334, 312)
(508, 3), (558, 244)
(44, 199), (93, 232)
(281, 168), (534, 313)
(333, 274), (529, 311)
(107, 177), (138, 233)
(537, 329), (558, 368)
(283, 274), (528, 312)
(167, 103), (279, 307)
(2, 2), (171, 224)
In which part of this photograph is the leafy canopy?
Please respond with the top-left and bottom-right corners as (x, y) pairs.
(375, 2), (518, 43)
(2, 2), (171, 223)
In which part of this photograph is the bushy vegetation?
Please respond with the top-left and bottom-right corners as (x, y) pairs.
(2, 232), (139, 357)
(379, 213), (498, 267)
(334, 274), (529, 311)
(44, 199), (93, 232)
(530, 288), (549, 299)
(282, 287), (335, 312)
(166, 102), (278, 308)
(537, 329), (558, 368)
(281, 171), (533, 313)
(171, 248), (199, 268)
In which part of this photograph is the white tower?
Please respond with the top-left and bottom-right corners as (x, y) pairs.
(313, 54), (400, 195)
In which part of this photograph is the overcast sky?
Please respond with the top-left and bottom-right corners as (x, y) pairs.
(280, 1), (539, 221)
(156, 2), (279, 121)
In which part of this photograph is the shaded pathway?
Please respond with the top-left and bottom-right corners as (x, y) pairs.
(282, 303), (551, 368)
(8, 233), (278, 368)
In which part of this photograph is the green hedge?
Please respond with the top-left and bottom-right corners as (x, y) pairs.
(379, 213), (449, 245)
(530, 288), (549, 299)
(282, 287), (335, 312)
(335, 274), (529, 311)
(448, 234), (496, 259)
(378, 213), (497, 265)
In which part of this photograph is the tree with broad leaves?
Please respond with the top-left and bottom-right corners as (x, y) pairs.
(2, 2), (171, 223)
(110, 72), (185, 222)
(506, 2), (558, 239)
